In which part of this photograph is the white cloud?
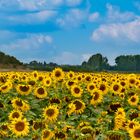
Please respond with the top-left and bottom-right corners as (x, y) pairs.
(88, 12), (99, 22)
(8, 10), (57, 24)
(1, 34), (53, 51)
(56, 8), (87, 28)
(66, 0), (82, 6)
(106, 3), (137, 23)
(91, 19), (140, 43)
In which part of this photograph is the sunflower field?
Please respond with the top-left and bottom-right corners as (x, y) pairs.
(0, 68), (140, 140)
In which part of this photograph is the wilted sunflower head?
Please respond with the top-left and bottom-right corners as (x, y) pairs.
(55, 131), (67, 140)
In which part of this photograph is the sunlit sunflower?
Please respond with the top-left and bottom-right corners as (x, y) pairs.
(90, 89), (103, 105)
(72, 99), (85, 114)
(66, 80), (76, 89)
(16, 84), (32, 95)
(10, 118), (29, 137)
(32, 71), (38, 79)
(43, 105), (59, 122)
(128, 95), (139, 106)
(111, 82), (121, 94)
(34, 86), (48, 99)
(52, 68), (64, 81)
(0, 82), (12, 93)
(87, 83), (96, 94)
(9, 110), (23, 120)
(129, 125), (140, 140)
(43, 77), (52, 87)
(126, 120), (139, 132)
(115, 108), (126, 117)
(71, 85), (83, 98)
(98, 82), (108, 95)
(67, 71), (75, 79)
(11, 97), (24, 110)
(41, 129), (54, 140)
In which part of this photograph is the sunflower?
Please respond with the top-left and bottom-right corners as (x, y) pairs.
(55, 131), (67, 140)
(41, 129), (54, 140)
(80, 126), (94, 135)
(115, 108), (126, 117)
(67, 71), (75, 79)
(72, 99), (85, 114)
(43, 105), (59, 122)
(126, 120), (139, 132)
(9, 110), (23, 120)
(129, 125), (140, 140)
(128, 95), (139, 106)
(71, 85), (83, 98)
(10, 118), (29, 137)
(32, 121), (42, 131)
(66, 80), (76, 89)
(11, 97), (24, 110)
(87, 83), (96, 93)
(34, 86), (48, 99)
(52, 68), (64, 81)
(43, 77), (52, 87)
(0, 82), (12, 93)
(90, 89), (103, 105)
(98, 82), (108, 95)
(16, 84), (32, 95)
(111, 82), (121, 94)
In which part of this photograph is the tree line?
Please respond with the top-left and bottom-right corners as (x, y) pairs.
(0, 51), (140, 72)
(26, 53), (140, 72)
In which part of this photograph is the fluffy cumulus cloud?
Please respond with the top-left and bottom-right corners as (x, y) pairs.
(1, 34), (53, 51)
(92, 19), (140, 42)
(56, 8), (88, 28)
(91, 4), (140, 44)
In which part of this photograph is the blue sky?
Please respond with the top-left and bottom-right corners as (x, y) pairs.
(0, 0), (140, 65)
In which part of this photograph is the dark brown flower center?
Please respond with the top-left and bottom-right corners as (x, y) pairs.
(93, 92), (99, 100)
(74, 87), (80, 94)
(55, 71), (61, 77)
(15, 100), (23, 107)
(131, 97), (136, 102)
(43, 130), (50, 138)
(129, 122), (135, 129)
(19, 86), (29, 92)
(113, 85), (119, 91)
(73, 101), (83, 110)
(46, 109), (55, 117)
(15, 122), (25, 131)
(134, 129), (140, 138)
(100, 84), (106, 91)
(33, 122), (42, 130)
(55, 132), (65, 139)
(89, 85), (94, 90)
(12, 112), (20, 118)
(37, 88), (45, 95)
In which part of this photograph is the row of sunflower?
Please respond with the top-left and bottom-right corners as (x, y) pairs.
(0, 68), (140, 140)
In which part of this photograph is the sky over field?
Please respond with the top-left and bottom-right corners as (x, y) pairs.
(0, 0), (140, 65)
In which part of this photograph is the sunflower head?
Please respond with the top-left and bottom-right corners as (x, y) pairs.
(71, 85), (83, 98)
(52, 68), (64, 81)
(129, 126), (140, 140)
(43, 105), (59, 122)
(9, 110), (23, 120)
